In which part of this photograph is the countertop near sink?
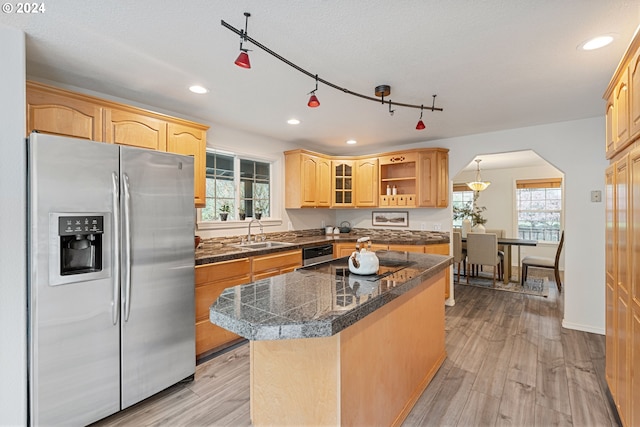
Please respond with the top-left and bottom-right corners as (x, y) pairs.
(195, 228), (449, 265)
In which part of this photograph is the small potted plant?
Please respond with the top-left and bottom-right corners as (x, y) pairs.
(219, 202), (231, 221)
(238, 207), (246, 221)
(253, 205), (262, 219)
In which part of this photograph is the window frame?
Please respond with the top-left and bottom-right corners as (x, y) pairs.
(197, 149), (282, 231)
(515, 178), (563, 243)
(452, 184), (475, 228)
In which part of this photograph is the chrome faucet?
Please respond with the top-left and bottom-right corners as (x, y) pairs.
(246, 219), (264, 243)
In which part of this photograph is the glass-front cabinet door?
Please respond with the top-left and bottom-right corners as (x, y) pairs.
(332, 160), (354, 207)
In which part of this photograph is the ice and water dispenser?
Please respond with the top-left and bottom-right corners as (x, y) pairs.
(58, 215), (103, 275)
(49, 213), (109, 286)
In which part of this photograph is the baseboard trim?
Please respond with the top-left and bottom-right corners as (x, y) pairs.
(561, 319), (605, 335)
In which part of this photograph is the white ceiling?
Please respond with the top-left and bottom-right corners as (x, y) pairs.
(3, 1), (640, 158)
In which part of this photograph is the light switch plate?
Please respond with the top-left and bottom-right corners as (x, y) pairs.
(591, 190), (602, 203)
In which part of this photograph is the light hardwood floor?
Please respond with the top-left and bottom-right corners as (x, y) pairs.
(93, 276), (619, 427)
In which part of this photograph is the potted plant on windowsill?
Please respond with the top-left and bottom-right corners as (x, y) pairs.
(219, 202), (231, 221)
(238, 207), (246, 221)
(254, 203), (263, 220)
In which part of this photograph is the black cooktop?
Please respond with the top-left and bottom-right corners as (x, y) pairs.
(299, 255), (415, 281)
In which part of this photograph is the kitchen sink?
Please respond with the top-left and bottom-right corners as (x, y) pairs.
(230, 241), (294, 250)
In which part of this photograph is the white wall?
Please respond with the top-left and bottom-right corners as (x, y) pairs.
(199, 123), (336, 239)
(0, 25), (27, 426)
(337, 117), (607, 334)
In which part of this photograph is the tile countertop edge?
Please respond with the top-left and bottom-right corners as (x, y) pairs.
(196, 233), (450, 265)
(209, 253), (453, 341)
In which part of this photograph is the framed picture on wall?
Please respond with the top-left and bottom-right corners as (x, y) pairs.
(372, 211), (409, 227)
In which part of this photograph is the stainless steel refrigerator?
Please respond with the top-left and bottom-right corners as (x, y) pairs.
(27, 133), (196, 426)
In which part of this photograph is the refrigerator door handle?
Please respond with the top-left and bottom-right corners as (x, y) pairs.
(111, 172), (120, 325)
(123, 173), (132, 322)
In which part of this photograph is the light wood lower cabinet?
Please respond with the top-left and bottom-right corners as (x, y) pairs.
(605, 147), (640, 426)
(251, 250), (302, 281)
(195, 249), (302, 360)
(195, 258), (251, 360)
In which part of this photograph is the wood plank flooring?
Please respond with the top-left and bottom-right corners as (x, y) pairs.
(93, 278), (619, 427)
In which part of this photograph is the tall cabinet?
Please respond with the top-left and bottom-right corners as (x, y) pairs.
(604, 30), (640, 427)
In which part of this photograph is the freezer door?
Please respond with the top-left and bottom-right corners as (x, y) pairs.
(28, 134), (120, 426)
(119, 146), (195, 408)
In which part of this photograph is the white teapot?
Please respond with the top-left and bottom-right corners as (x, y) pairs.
(348, 237), (380, 275)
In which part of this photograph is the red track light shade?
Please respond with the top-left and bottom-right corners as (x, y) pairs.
(235, 51), (251, 68)
(308, 93), (320, 108)
(416, 120), (426, 130)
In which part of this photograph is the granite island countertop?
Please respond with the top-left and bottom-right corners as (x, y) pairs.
(209, 250), (452, 341)
(196, 228), (449, 265)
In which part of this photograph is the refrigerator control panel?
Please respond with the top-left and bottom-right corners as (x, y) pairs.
(58, 215), (104, 236)
(49, 212), (111, 286)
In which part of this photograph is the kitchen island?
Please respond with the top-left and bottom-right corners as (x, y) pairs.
(210, 250), (452, 426)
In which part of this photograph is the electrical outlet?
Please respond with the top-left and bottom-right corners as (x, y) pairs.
(432, 223), (442, 231)
(591, 190), (602, 203)
(420, 222), (426, 230)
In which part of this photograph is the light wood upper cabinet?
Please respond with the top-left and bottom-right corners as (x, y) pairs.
(332, 159), (355, 207)
(105, 108), (167, 151)
(630, 52), (640, 142)
(286, 148), (447, 209)
(26, 81), (103, 141)
(25, 81), (208, 207)
(615, 71), (630, 152)
(285, 151), (332, 208)
(380, 149), (449, 208)
(606, 96), (616, 156)
(167, 123), (207, 208)
(354, 157), (379, 207)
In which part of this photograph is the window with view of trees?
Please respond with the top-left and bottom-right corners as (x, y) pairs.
(452, 185), (474, 227)
(516, 178), (562, 242)
(201, 151), (271, 222)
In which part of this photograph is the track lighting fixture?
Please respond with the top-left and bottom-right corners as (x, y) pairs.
(222, 13), (444, 127)
(416, 105), (426, 130)
(234, 12), (251, 69)
(308, 75), (320, 108)
(416, 96), (436, 130)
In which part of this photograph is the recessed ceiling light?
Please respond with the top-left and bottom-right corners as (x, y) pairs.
(189, 85), (209, 94)
(579, 35), (615, 51)
(346, 140), (357, 145)
(287, 118), (300, 125)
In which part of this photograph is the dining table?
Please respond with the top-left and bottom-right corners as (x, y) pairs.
(462, 236), (538, 284)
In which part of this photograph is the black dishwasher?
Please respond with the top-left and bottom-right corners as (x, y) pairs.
(302, 244), (334, 266)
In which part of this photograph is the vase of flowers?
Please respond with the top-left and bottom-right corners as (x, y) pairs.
(453, 192), (487, 234)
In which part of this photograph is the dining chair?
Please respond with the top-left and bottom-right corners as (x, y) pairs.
(520, 231), (564, 292)
(466, 232), (500, 287)
(484, 228), (505, 281)
(452, 231), (466, 283)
